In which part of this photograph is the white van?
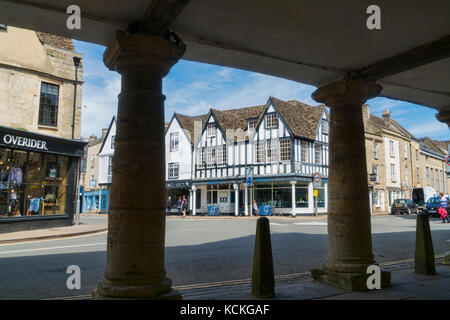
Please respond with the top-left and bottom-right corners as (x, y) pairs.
(412, 187), (438, 212)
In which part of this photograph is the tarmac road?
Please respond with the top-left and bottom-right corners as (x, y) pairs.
(0, 214), (449, 299)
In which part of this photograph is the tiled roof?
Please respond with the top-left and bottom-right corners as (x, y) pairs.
(420, 137), (448, 156)
(174, 97), (325, 144)
(35, 31), (75, 51)
(369, 113), (415, 139)
(176, 113), (207, 142)
(271, 97), (326, 140)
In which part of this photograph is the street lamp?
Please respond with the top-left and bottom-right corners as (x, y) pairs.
(72, 56), (81, 139)
(72, 56), (82, 225)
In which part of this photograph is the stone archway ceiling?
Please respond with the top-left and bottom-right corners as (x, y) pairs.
(1, 0), (449, 113)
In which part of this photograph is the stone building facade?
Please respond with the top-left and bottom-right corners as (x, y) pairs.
(363, 105), (447, 214)
(0, 26), (83, 138)
(0, 26), (86, 232)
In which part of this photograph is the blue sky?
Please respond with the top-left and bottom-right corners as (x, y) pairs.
(74, 40), (449, 141)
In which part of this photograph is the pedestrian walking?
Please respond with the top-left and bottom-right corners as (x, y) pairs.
(438, 193), (449, 223)
(181, 195), (188, 218)
(177, 196), (182, 216)
(252, 199), (259, 216)
(166, 196), (173, 215)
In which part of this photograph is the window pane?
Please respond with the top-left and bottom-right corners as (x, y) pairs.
(53, 186), (67, 215)
(25, 185), (42, 215)
(273, 188), (291, 208)
(27, 153), (42, 184)
(295, 187), (308, 207)
(56, 156), (69, 185)
(0, 149), (12, 217)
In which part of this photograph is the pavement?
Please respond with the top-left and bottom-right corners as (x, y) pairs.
(1, 213), (448, 300)
(180, 258), (450, 300)
(0, 223), (107, 244)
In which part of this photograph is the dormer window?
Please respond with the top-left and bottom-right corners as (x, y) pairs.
(207, 124), (216, 137)
(248, 119), (256, 133)
(265, 114), (277, 128)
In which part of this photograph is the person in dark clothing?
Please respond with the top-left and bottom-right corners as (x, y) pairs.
(166, 196), (173, 215)
(177, 196), (182, 216)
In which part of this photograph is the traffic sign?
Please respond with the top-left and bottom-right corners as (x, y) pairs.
(312, 172), (322, 188)
(313, 172), (321, 183)
(246, 167), (253, 186)
(446, 155), (450, 166)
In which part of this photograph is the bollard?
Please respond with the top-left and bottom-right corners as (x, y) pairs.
(251, 217), (275, 298)
(415, 213), (436, 275)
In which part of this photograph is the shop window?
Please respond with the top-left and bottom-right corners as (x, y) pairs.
(273, 187), (291, 208)
(315, 187), (325, 208)
(219, 191), (228, 203)
(207, 185), (218, 204)
(24, 152), (43, 216)
(39, 82), (59, 127)
(295, 187), (308, 208)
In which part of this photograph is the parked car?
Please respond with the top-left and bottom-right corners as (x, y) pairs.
(390, 199), (419, 215)
(424, 197), (449, 217)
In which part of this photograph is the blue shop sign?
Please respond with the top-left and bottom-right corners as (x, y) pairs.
(259, 204), (273, 216)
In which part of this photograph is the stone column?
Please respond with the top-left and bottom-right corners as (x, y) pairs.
(290, 181), (296, 217)
(93, 31), (185, 299)
(308, 182), (314, 212)
(233, 183), (239, 216)
(244, 184), (249, 216)
(192, 185), (197, 216)
(310, 78), (390, 291)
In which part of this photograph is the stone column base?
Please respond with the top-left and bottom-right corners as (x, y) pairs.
(311, 268), (391, 292)
(93, 288), (182, 300)
(93, 278), (182, 300)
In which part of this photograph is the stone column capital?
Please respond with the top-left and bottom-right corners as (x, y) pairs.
(290, 180), (297, 186)
(104, 31), (186, 76)
(233, 183), (239, 190)
(435, 110), (450, 128)
(312, 78), (382, 107)
(192, 185), (197, 191)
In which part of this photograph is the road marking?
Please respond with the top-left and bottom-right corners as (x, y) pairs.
(294, 222), (327, 226)
(270, 222), (289, 226)
(0, 242), (106, 255)
(0, 231), (107, 247)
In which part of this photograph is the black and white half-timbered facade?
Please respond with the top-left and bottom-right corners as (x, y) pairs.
(165, 97), (329, 216)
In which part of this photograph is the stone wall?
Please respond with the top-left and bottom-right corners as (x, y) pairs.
(0, 26), (83, 139)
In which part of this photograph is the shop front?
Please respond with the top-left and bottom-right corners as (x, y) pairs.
(192, 176), (328, 216)
(0, 126), (86, 233)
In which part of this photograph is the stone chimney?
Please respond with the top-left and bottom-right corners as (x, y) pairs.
(101, 128), (108, 139)
(88, 135), (97, 144)
(362, 104), (370, 120)
(382, 109), (391, 126)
